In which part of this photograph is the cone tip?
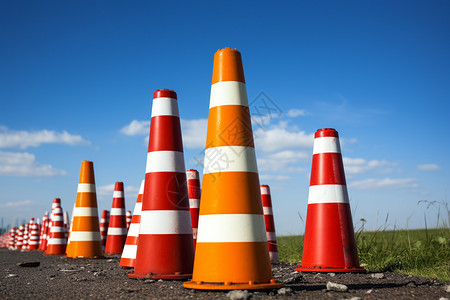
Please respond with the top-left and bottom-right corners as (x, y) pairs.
(114, 181), (124, 190)
(315, 128), (339, 138)
(154, 89), (177, 99)
(212, 47), (245, 84)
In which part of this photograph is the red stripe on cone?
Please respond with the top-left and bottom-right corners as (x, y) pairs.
(46, 204), (67, 255)
(15, 225), (24, 250)
(105, 182), (127, 255)
(100, 210), (110, 249)
(261, 185), (279, 263)
(28, 218), (39, 250)
(296, 128), (365, 273)
(126, 211), (132, 230)
(186, 169), (200, 250)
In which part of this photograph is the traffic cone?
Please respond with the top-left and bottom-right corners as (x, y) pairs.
(261, 185), (279, 263)
(28, 218), (39, 250)
(65, 203), (76, 254)
(46, 198), (62, 249)
(129, 89), (194, 279)
(66, 160), (102, 258)
(296, 128), (365, 273)
(63, 210), (69, 240)
(104, 182), (128, 255)
(22, 223), (29, 250)
(8, 227), (16, 249)
(126, 211), (132, 230)
(16, 225), (24, 250)
(184, 48), (283, 290)
(120, 179), (144, 268)
(186, 169), (201, 249)
(39, 212), (49, 251)
(46, 204), (67, 255)
(100, 210), (110, 249)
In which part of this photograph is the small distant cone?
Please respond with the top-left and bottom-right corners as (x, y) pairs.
(8, 227), (17, 249)
(120, 179), (144, 268)
(100, 210), (110, 249)
(261, 185), (279, 263)
(28, 218), (39, 251)
(186, 169), (201, 250)
(38, 212), (48, 251)
(46, 204), (67, 255)
(184, 48), (282, 290)
(63, 210), (69, 240)
(46, 198), (62, 250)
(296, 128), (365, 273)
(104, 182), (127, 255)
(66, 203), (76, 254)
(66, 160), (102, 258)
(15, 225), (24, 250)
(126, 211), (132, 230)
(129, 89), (194, 279)
(22, 223), (29, 250)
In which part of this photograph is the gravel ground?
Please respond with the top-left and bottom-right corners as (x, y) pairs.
(1, 248), (448, 299)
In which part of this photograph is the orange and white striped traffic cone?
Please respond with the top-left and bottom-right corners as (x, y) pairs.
(261, 185), (279, 263)
(104, 182), (128, 255)
(120, 179), (144, 268)
(15, 225), (24, 250)
(39, 212), (49, 251)
(100, 210), (110, 250)
(28, 218), (39, 251)
(66, 160), (102, 258)
(8, 227), (16, 249)
(65, 203), (76, 254)
(184, 48), (283, 290)
(126, 211), (132, 230)
(46, 204), (67, 255)
(22, 223), (29, 250)
(186, 169), (201, 250)
(129, 89), (194, 279)
(296, 128), (365, 273)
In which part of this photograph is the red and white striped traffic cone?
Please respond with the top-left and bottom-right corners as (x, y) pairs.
(186, 169), (201, 250)
(261, 185), (279, 263)
(120, 179), (144, 268)
(104, 182), (127, 255)
(15, 225), (24, 250)
(28, 218), (39, 250)
(100, 210), (110, 250)
(39, 212), (49, 251)
(126, 211), (132, 230)
(129, 89), (194, 279)
(63, 210), (69, 240)
(46, 204), (67, 255)
(296, 128), (365, 273)
(8, 227), (17, 249)
(22, 223), (29, 250)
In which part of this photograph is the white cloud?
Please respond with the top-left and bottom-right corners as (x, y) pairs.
(0, 200), (35, 207)
(257, 150), (308, 174)
(119, 120), (150, 136)
(96, 183), (140, 200)
(343, 157), (398, 175)
(180, 119), (208, 149)
(287, 109), (307, 117)
(0, 151), (66, 176)
(349, 177), (417, 190)
(259, 174), (292, 181)
(0, 126), (90, 149)
(417, 164), (441, 171)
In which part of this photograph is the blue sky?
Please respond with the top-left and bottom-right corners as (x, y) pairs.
(1, 1), (449, 235)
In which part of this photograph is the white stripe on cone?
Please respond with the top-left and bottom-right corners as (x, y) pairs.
(151, 97), (180, 117)
(69, 231), (101, 241)
(313, 136), (341, 154)
(139, 211), (192, 235)
(308, 185), (349, 204)
(146, 151), (186, 173)
(209, 81), (248, 108)
(77, 183), (96, 193)
(203, 146), (258, 174)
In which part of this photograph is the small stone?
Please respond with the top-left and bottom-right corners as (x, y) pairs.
(371, 273), (384, 279)
(283, 272), (303, 284)
(439, 298), (449, 300)
(350, 297), (362, 300)
(49, 274), (56, 278)
(144, 279), (155, 284)
(326, 281), (348, 292)
(17, 262), (40, 267)
(226, 290), (250, 300)
(406, 282), (417, 288)
(6, 274), (18, 278)
(366, 289), (373, 294)
(329, 273), (336, 277)
(94, 272), (106, 277)
(446, 285), (450, 292)
(277, 287), (293, 295)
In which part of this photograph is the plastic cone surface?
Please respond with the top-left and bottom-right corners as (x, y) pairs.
(105, 182), (127, 255)
(66, 160), (102, 258)
(184, 48), (282, 290)
(126, 211), (132, 230)
(296, 128), (365, 273)
(66, 203), (76, 254)
(28, 218), (39, 250)
(261, 185), (279, 263)
(39, 212), (49, 251)
(46, 205), (67, 255)
(186, 169), (201, 250)
(129, 89), (194, 279)
(8, 227), (16, 249)
(120, 179), (144, 268)
(100, 210), (110, 249)
(16, 225), (24, 250)
(22, 224), (29, 250)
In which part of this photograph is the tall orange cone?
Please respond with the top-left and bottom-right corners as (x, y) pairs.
(100, 210), (110, 249)
(28, 218), (39, 251)
(129, 89), (194, 279)
(104, 182), (127, 255)
(261, 185), (279, 263)
(66, 160), (102, 258)
(46, 204), (67, 255)
(184, 48), (283, 290)
(186, 169), (201, 249)
(296, 128), (365, 273)
(120, 179), (144, 268)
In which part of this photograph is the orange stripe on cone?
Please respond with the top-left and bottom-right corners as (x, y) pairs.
(65, 161), (102, 258)
(184, 48), (282, 291)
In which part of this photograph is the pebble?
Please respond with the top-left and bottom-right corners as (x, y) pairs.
(6, 274), (19, 278)
(144, 279), (155, 284)
(366, 289), (373, 294)
(226, 290), (250, 300)
(328, 273), (336, 277)
(283, 272), (303, 284)
(326, 281), (348, 292)
(94, 272), (106, 277)
(439, 298), (449, 300)
(371, 273), (385, 279)
(16, 262), (40, 267)
(350, 297), (362, 300)
(277, 287), (293, 295)
(406, 282), (417, 288)
(446, 285), (450, 292)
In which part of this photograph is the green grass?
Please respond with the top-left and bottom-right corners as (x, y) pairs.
(277, 228), (450, 282)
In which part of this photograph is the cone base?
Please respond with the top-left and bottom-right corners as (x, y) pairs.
(129, 270), (191, 280)
(296, 266), (366, 273)
(119, 258), (135, 268)
(183, 280), (283, 290)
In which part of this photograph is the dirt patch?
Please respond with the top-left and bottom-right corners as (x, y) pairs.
(0, 248), (448, 299)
